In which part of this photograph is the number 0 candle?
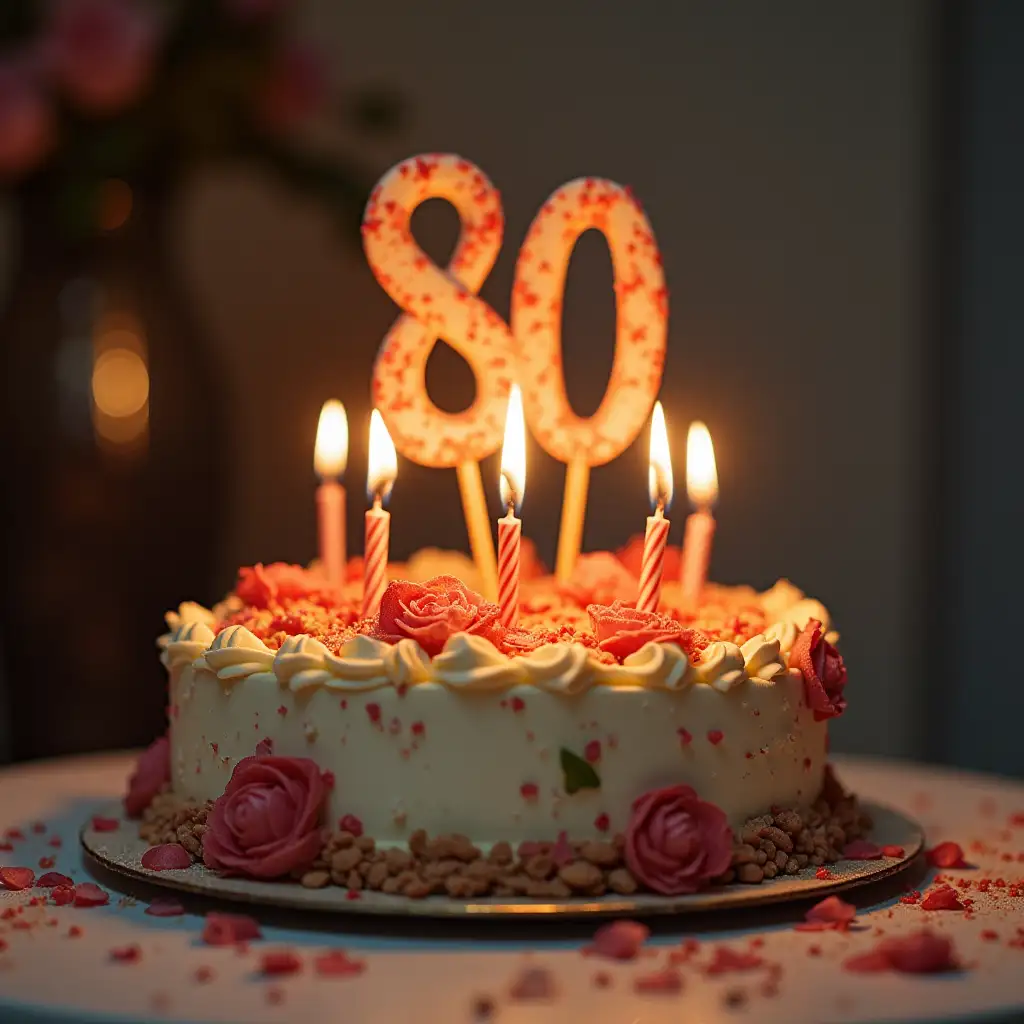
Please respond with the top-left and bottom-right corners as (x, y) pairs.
(497, 384), (526, 628)
(314, 400), (348, 587)
(637, 402), (673, 613)
(362, 409), (398, 619)
(679, 421), (718, 608)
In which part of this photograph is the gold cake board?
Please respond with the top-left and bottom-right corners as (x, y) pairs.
(81, 801), (922, 919)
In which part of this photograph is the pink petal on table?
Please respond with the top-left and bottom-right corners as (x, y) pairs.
(145, 897), (185, 917)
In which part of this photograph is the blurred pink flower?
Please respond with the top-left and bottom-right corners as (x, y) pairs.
(46, 0), (160, 115)
(0, 59), (55, 178)
(258, 42), (327, 133)
(223, 0), (291, 22)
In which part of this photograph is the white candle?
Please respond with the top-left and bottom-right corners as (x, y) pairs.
(680, 421), (718, 608)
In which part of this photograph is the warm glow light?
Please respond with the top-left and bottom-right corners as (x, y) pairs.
(686, 421), (718, 508)
(647, 401), (673, 511)
(367, 408), (398, 502)
(499, 384), (526, 512)
(91, 347), (149, 418)
(315, 400), (349, 479)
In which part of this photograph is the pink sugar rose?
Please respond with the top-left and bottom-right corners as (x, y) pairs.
(0, 60), (54, 178)
(560, 551), (637, 608)
(790, 619), (847, 720)
(203, 755), (328, 880)
(235, 562), (340, 609)
(124, 735), (170, 818)
(45, 0), (161, 115)
(376, 575), (501, 657)
(625, 784), (732, 895)
(587, 601), (709, 661)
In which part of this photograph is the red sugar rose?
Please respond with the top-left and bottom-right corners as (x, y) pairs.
(790, 620), (847, 720)
(124, 735), (170, 818)
(625, 784), (732, 895)
(203, 755), (328, 880)
(376, 575), (501, 656)
(587, 601), (709, 661)
(234, 562), (340, 609)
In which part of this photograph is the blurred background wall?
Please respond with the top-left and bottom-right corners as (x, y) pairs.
(6, 0), (996, 771)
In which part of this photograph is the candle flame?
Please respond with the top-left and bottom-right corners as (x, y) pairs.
(647, 401), (673, 511)
(367, 409), (398, 503)
(315, 400), (349, 479)
(686, 421), (718, 509)
(499, 384), (526, 512)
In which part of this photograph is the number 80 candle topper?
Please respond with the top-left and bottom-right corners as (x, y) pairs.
(363, 154), (514, 601)
(511, 178), (667, 581)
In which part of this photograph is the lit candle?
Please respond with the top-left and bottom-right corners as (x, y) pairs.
(497, 384), (526, 628)
(362, 409), (398, 619)
(314, 400), (349, 587)
(637, 402), (673, 613)
(679, 421), (718, 608)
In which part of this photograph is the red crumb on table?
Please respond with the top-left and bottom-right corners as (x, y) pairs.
(366, 703), (382, 725)
(5, 829), (24, 841)
(314, 950), (367, 978)
(844, 929), (958, 974)
(110, 944), (142, 963)
(201, 912), (262, 946)
(0, 867), (35, 891)
(339, 814), (363, 837)
(583, 920), (650, 960)
(592, 970), (612, 988)
(37, 856), (55, 869)
(277, 706), (288, 717)
(677, 728), (692, 746)
(74, 883), (109, 907)
(91, 816), (119, 832)
(707, 730), (724, 746)
(265, 986), (284, 1005)
(584, 740), (602, 763)
(927, 842), (968, 868)
(32, 822), (46, 834)
(594, 813), (610, 832)
(48, 836), (62, 848)
(981, 930), (999, 941)
(37, 872), (73, 888)
(67, 925), (83, 938)
(704, 946), (764, 975)
(921, 887), (964, 911)
(509, 965), (558, 1001)
(146, 897), (185, 917)
(520, 782), (539, 800)
(411, 721), (426, 737)
(261, 950), (302, 976)
(800, 895), (856, 931)
(194, 966), (214, 984)
(509, 696), (526, 712)
(633, 968), (683, 994)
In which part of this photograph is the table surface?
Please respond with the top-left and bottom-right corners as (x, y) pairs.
(1, 753), (1023, 1024)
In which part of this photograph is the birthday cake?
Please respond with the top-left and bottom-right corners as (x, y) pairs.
(123, 151), (871, 901)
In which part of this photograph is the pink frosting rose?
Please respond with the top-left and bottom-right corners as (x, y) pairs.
(587, 601), (709, 661)
(625, 784), (732, 895)
(560, 551), (637, 608)
(124, 735), (170, 817)
(234, 562), (341, 609)
(45, 0), (161, 115)
(790, 619), (847, 720)
(203, 755), (328, 879)
(376, 575), (501, 657)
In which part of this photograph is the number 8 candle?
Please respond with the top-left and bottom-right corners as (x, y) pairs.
(363, 154), (515, 601)
(511, 178), (667, 582)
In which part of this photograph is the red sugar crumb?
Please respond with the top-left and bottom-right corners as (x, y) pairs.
(844, 930), (957, 974)
(584, 920), (649, 961)
(633, 968), (683, 995)
(47, 836), (62, 848)
(37, 856), (55, 869)
(74, 883), (109, 907)
(32, 822), (46, 834)
(202, 912), (262, 946)
(921, 887), (964, 911)
(981, 929), (999, 941)
(315, 949), (367, 978)
(366, 703), (382, 725)
(0, 867), (35, 891)
(667, 939), (701, 965)
(705, 946), (764, 975)
(882, 845), (905, 858)
(594, 813), (610, 833)
(843, 839), (882, 860)
(339, 814), (364, 837)
(146, 897), (185, 917)
(110, 944), (142, 964)
(592, 970), (612, 989)
(510, 696), (526, 713)
(509, 964), (558, 1001)
(5, 828), (24, 841)
(803, 895), (856, 930)
(37, 872), (73, 888)
(707, 730), (724, 746)
(67, 924), (83, 938)
(261, 950), (302, 976)
(51, 885), (75, 905)
(345, 890), (361, 901)
(808, 945), (822, 957)
(815, 868), (835, 880)
(194, 966), (214, 984)
(927, 842), (968, 868)
(0, 842), (12, 852)
(141, 844), (192, 871)
(266, 986), (285, 1005)
(584, 740), (602, 763)
(276, 705), (288, 717)
(411, 721), (426, 738)
(520, 782), (539, 800)
(677, 728), (692, 747)
(91, 816), (119, 832)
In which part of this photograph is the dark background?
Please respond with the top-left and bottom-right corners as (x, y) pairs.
(1, 0), (1021, 776)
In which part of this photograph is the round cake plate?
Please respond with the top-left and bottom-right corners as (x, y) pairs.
(81, 800), (922, 919)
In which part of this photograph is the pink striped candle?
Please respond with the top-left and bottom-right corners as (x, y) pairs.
(497, 511), (521, 627)
(497, 384), (526, 627)
(637, 506), (670, 613)
(362, 500), (390, 618)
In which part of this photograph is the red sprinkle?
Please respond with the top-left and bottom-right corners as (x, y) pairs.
(37, 872), (73, 888)
(705, 946), (764, 975)
(520, 782), (539, 800)
(37, 856), (55, 869)
(5, 829), (24, 841)
(51, 885), (76, 905)
(707, 730), (724, 746)
(584, 740), (602, 763)
(410, 721), (426, 737)
(202, 912), (262, 946)
(345, 890), (361, 901)
(927, 842), (968, 868)
(261, 950), (302, 976)
(194, 966), (214, 983)
(633, 968), (683, 994)
(981, 929), (999, 941)
(47, 836), (62, 848)
(314, 949), (367, 978)
(677, 727), (692, 746)
(921, 886), (964, 911)
(881, 845), (905, 858)
(594, 813), (610, 833)
(815, 868), (835, 880)
(91, 816), (119, 832)
(67, 924), (83, 938)
(276, 705), (288, 717)
(510, 696), (526, 713)
(339, 814), (364, 837)
(31, 822), (46, 834)
(366, 703), (382, 725)
(0, 867), (35, 891)
(110, 944), (142, 963)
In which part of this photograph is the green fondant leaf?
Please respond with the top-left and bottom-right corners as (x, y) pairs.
(560, 747), (601, 795)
